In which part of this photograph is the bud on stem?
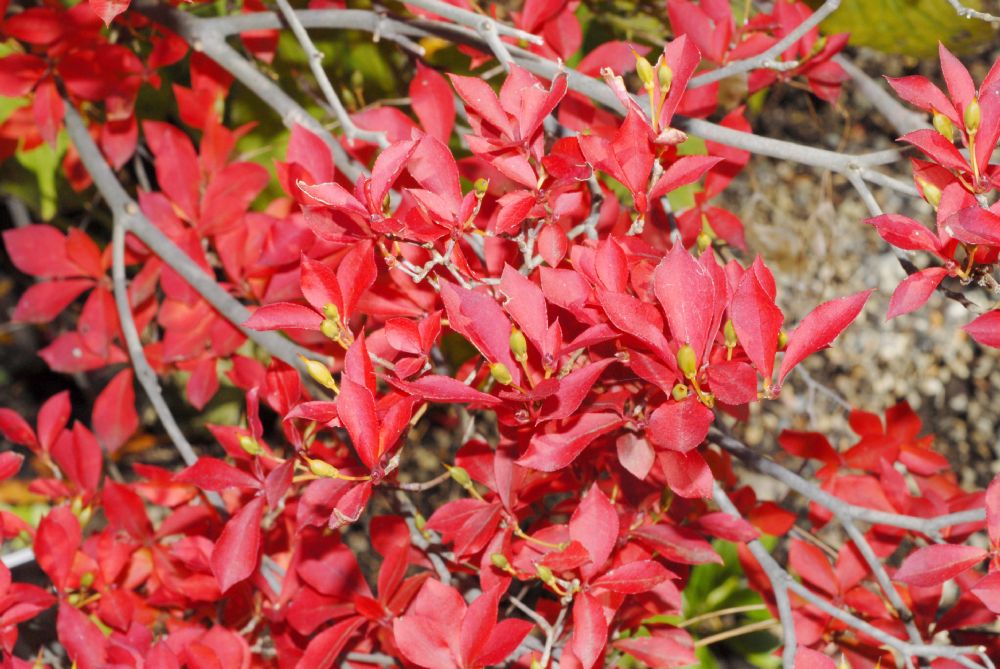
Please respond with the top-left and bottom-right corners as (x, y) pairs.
(676, 344), (697, 378)
(965, 98), (981, 134)
(490, 362), (514, 386)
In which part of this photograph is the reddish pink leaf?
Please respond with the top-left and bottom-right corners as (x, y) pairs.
(38, 390), (71, 452)
(569, 484), (620, 579)
(616, 433), (655, 480)
(571, 592), (607, 669)
(632, 522), (722, 565)
(731, 271), (783, 383)
(964, 310), (1000, 348)
(244, 302), (323, 331)
(894, 544), (986, 587)
(660, 449), (714, 499)
(777, 289), (874, 386)
(92, 369), (138, 454)
(3, 225), (78, 278)
(795, 647), (837, 669)
(51, 422), (103, 494)
(175, 457), (262, 492)
(88, 0), (129, 26)
(647, 398), (714, 453)
(187, 357), (220, 410)
(0, 408), (37, 448)
(390, 374), (501, 406)
(58, 602), (108, 669)
(650, 155), (722, 199)
(654, 245), (717, 362)
(200, 162), (269, 235)
(338, 377), (380, 470)
(614, 630), (696, 669)
(517, 413), (623, 472)
(102, 480), (151, 540)
(790, 539), (838, 596)
(885, 75), (954, 120)
(972, 572), (1000, 614)
(211, 496), (265, 593)
(900, 129), (969, 173)
(866, 214), (941, 253)
(411, 62), (455, 143)
(12, 279), (93, 323)
(591, 560), (674, 593)
(0, 54), (46, 97)
(0, 451), (23, 481)
(887, 267), (948, 319)
(35, 506), (81, 591)
(294, 617), (364, 669)
(697, 512), (759, 543)
(541, 359), (615, 421)
(706, 360), (757, 406)
(596, 289), (671, 360)
(988, 474), (1000, 546)
(476, 617), (535, 666)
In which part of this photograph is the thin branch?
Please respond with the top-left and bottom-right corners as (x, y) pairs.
(61, 100), (316, 376)
(1, 547), (35, 569)
(713, 483), (797, 666)
(272, 0), (388, 147)
(944, 0), (1000, 23)
(689, 0), (842, 89)
(403, 0), (543, 44)
(678, 603), (770, 628)
(709, 427), (986, 538)
(693, 619), (780, 648)
(835, 55), (928, 135)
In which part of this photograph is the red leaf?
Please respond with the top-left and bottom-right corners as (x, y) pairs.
(0, 54), (46, 97)
(894, 544), (986, 587)
(499, 264), (549, 351)
(777, 289), (873, 386)
(211, 496), (265, 593)
(987, 473), (1000, 546)
(476, 617), (535, 666)
(0, 451), (23, 481)
(654, 245), (717, 362)
(649, 155), (722, 199)
(187, 357), (220, 410)
(243, 302), (323, 331)
(963, 310), (1000, 348)
(697, 512), (759, 543)
(3, 225), (79, 278)
(616, 433), (655, 480)
(294, 617), (364, 669)
(338, 377), (380, 470)
(795, 647), (837, 669)
(88, 0), (129, 25)
(541, 359), (615, 421)
(660, 449), (713, 499)
(390, 374), (501, 406)
(200, 162), (269, 235)
(730, 270), (783, 383)
(789, 539), (838, 596)
(51, 422), (103, 494)
(58, 603), (107, 669)
(900, 129), (969, 173)
(887, 267), (948, 319)
(705, 360), (757, 405)
(102, 480), (151, 539)
(12, 279), (93, 323)
(647, 398), (713, 453)
(35, 506), (81, 591)
(441, 280), (520, 385)
(943, 206), (1000, 246)
(596, 289), (671, 360)
(972, 572), (1000, 614)
(411, 62), (455, 144)
(569, 484), (620, 579)
(866, 214), (941, 253)
(614, 630), (696, 669)
(571, 592), (607, 669)
(175, 457), (262, 492)
(632, 523), (721, 565)
(591, 560), (674, 593)
(885, 75), (954, 120)
(0, 408), (37, 448)
(92, 369), (138, 454)
(517, 413), (623, 472)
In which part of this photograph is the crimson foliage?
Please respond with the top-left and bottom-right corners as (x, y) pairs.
(0, 0), (998, 667)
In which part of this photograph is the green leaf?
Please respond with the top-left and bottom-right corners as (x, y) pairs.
(817, 0), (996, 57)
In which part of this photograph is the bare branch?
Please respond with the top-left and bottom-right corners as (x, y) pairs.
(272, 0), (388, 147)
(835, 55), (928, 135)
(689, 0), (842, 89)
(403, 0), (543, 44)
(62, 100), (316, 376)
(944, 0), (1000, 23)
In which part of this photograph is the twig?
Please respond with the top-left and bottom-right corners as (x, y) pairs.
(944, 0), (1000, 23)
(344, 653), (397, 666)
(709, 428), (986, 538)
(62, 101), (316, 377)
(393, 489), (452, 585)
(693, 619), (780, 648)
(272, 0), (388, 147)
(689, 0), (842, 88)
(540, 598), (569, 668)
(403, 0), (543, 44)
(713, 483), (797, 666)
(678, 603), (770, 628)
(508, 594), (554, 635)
(835, 55), (928, 135)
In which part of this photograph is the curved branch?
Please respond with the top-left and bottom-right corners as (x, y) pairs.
(62, 100), (314, 376)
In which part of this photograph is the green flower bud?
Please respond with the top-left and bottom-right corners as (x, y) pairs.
(490, 362), (513, 386)
(635, 54), (655, 88)
(474, 177), (489, 196)
(299, 355), (338, 391)
(671, 383), (689, 401)
(308, 458), (340, 478)
(696, 231), (712, 253)
(932, 112), (954, 142)
(320, 319), (341, 341)
(80, 572), (94, 589)
(510, 328), (528, 362)
(536, 563), (555, 584)
(239, 435), (262, 456)
(322, 303), (340, 320)
(414, 511), (427, 533)
(657, 63), (673, 92)
(918, 178), (942, 208)
(676, 344), (697, 378)
(447, 465), (473, 488)
(965, 98), (981, 134)
(777, 331), (789, 350)
(490, 553), (510, 570)
(724, 319), (738, 348)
